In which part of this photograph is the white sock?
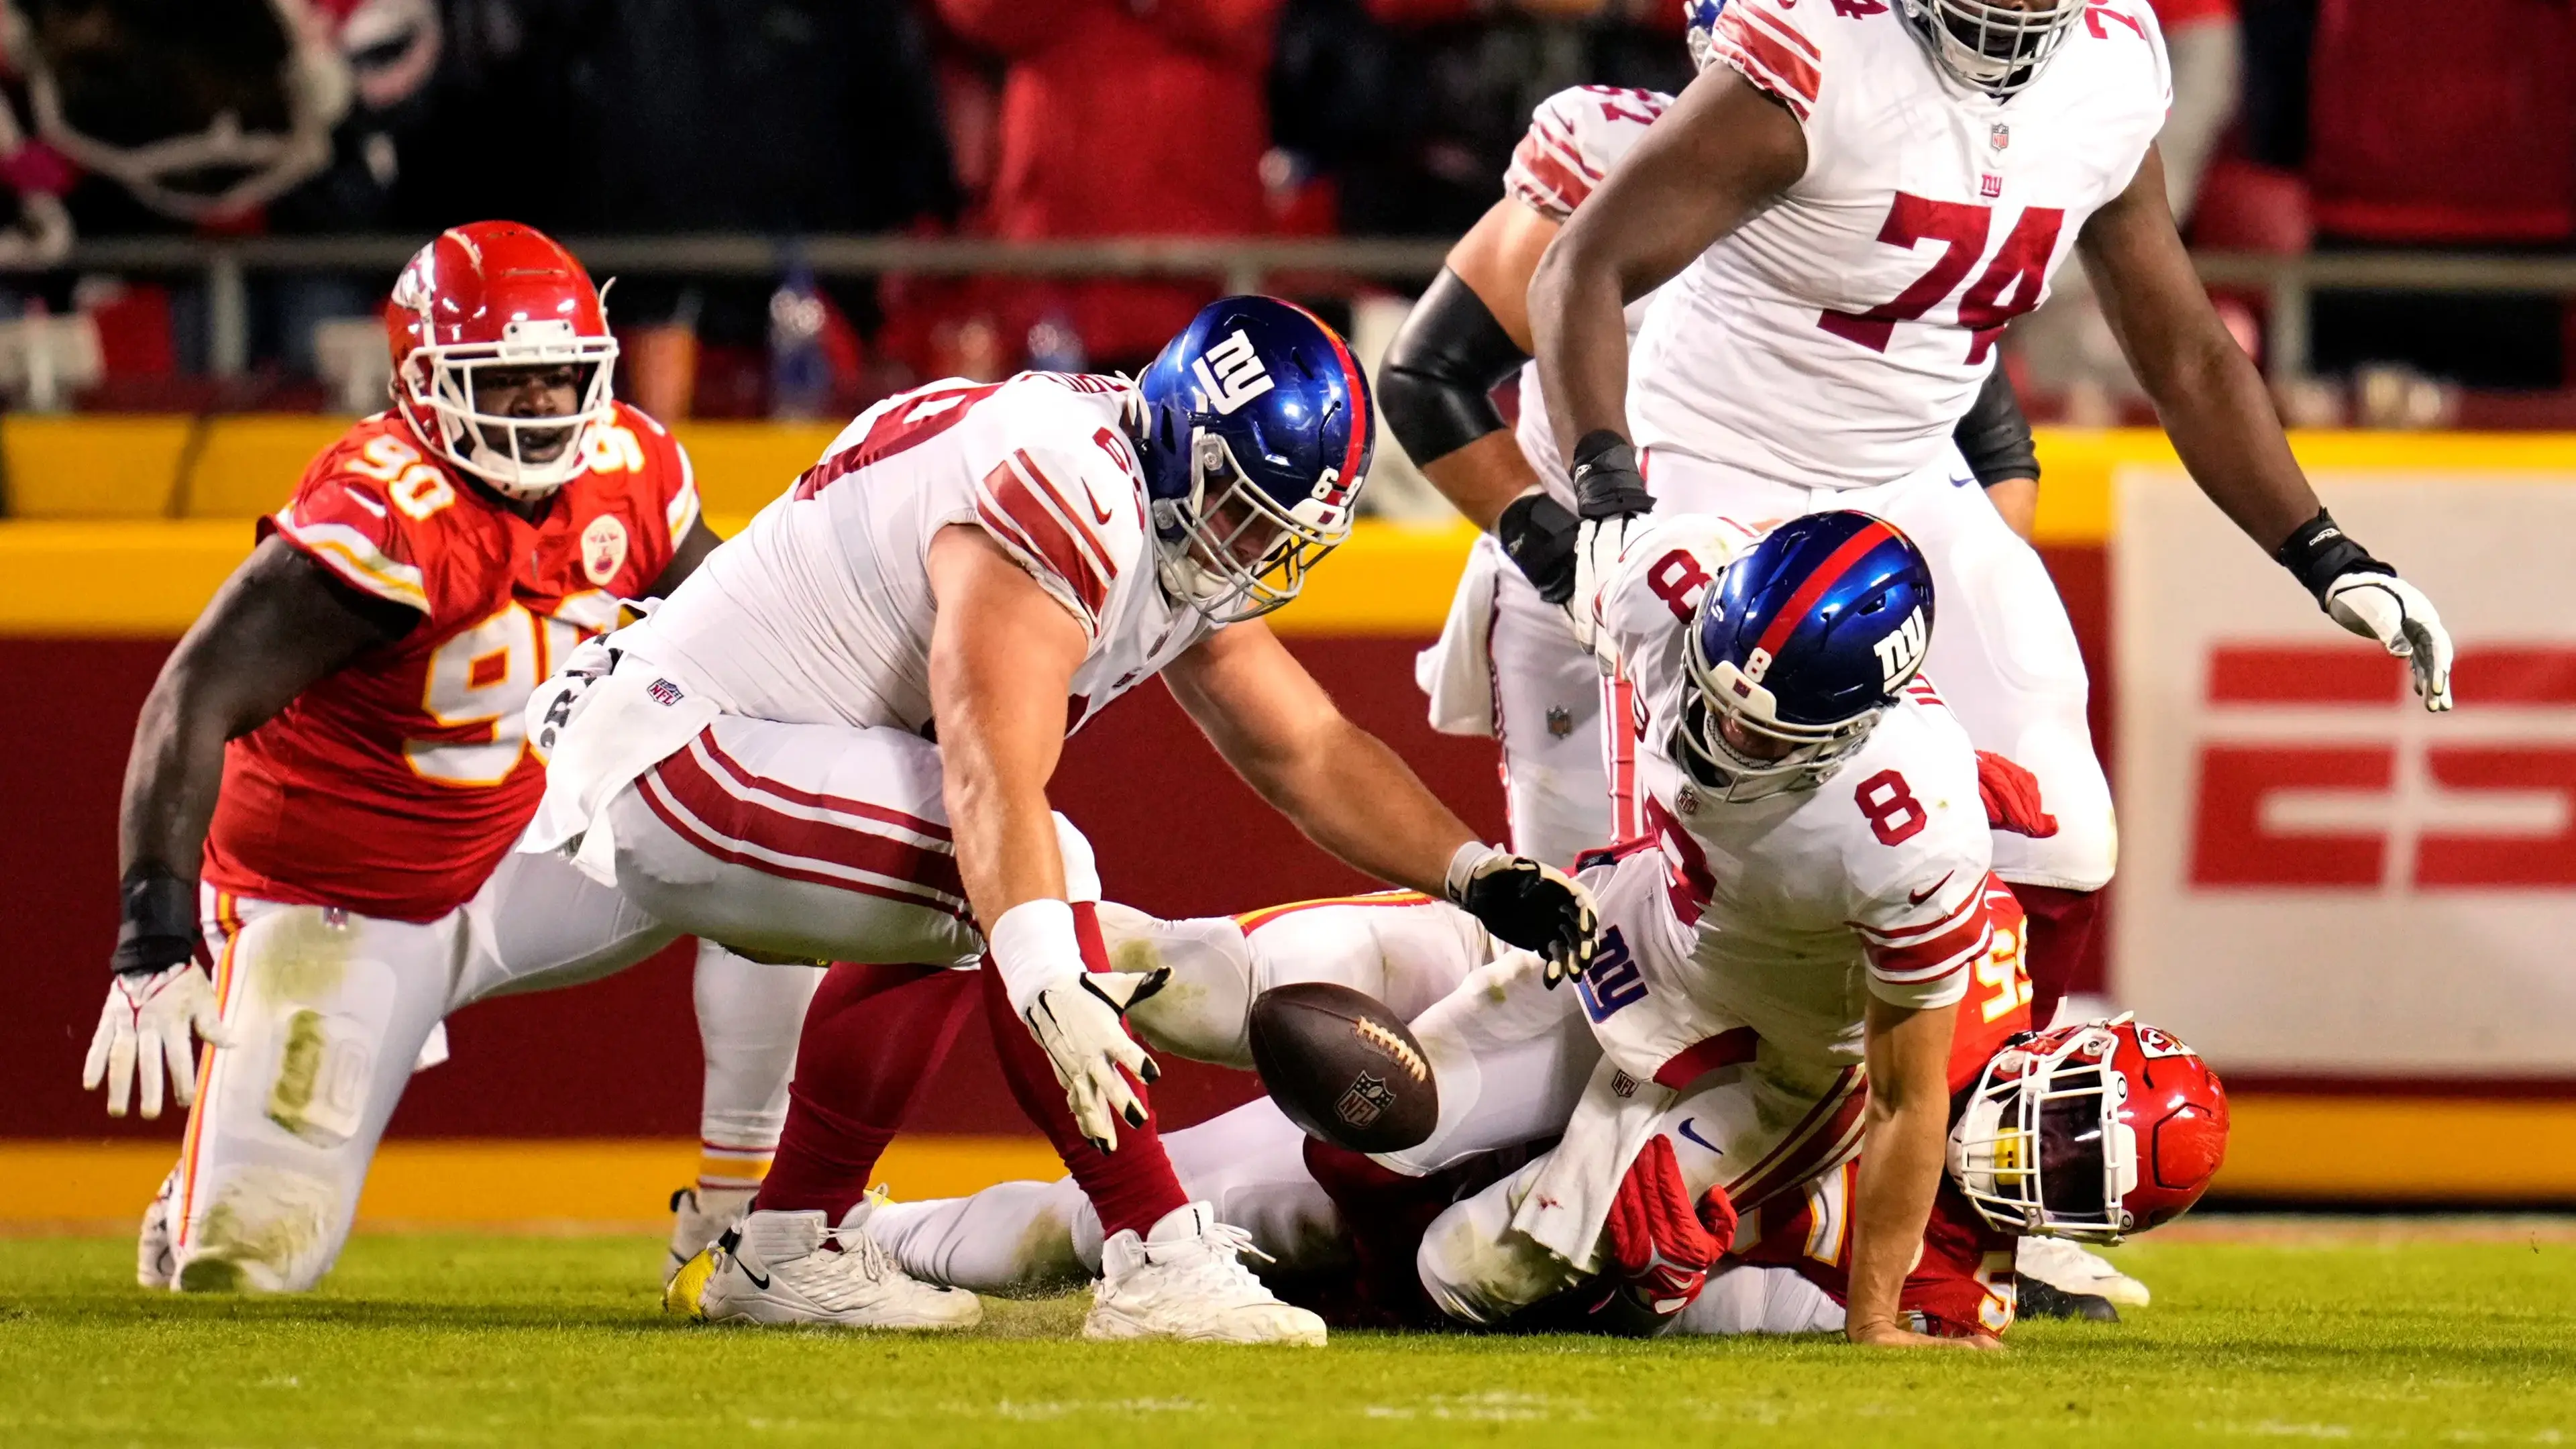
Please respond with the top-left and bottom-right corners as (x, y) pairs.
(691, 940), (822, 1192)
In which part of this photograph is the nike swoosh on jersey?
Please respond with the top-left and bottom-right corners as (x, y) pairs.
(1675, 1118), (1724, 1157)
(1908, 871), (1956, 906)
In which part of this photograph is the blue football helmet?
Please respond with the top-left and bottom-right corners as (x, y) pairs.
(1680, 511), (1935, 802)
(1135, 295), (1373, 624)
(1682, 0), (1728, 71)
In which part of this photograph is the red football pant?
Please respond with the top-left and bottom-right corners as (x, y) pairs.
(974, 909), (1189, 1238)
(2015, 885), (2103, 1030)
(753, 962), (973, 1221)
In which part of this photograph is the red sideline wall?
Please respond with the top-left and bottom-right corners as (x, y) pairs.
(4, 548), (2108, 1142)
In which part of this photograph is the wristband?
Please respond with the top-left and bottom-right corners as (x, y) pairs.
(2273, 508), (2392, 602)
(1569, 430), (1652, 520)
(1442, 841), (1499, 904)
(988, 898), (1083, 1017)
(112, 864), (197, 977)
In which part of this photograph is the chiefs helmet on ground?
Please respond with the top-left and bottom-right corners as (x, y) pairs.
(1947, 1014), (2230, 1243)
(385, 221), (620, 500)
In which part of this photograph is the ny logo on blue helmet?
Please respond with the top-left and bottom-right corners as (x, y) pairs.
(1135, 296), (1375, 624)
(1679, 511), (1935, 802)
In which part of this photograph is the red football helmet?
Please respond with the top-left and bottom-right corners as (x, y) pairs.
(1947, 1014), (2230, 1243)
(385, 221), (619, 499)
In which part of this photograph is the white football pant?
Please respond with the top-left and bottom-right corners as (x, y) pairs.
(170, 851), (690, 1291)
(596, 716), (1000, 967)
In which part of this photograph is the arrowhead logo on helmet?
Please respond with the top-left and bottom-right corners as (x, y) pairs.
(1949, 1014), (2231, 1243)
(384, 221), (621, 502)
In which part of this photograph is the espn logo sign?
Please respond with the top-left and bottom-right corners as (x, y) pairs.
(2190, 644), (2576, 889)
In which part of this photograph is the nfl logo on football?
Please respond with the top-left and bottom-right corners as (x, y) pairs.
(1336, 1071), (1393, 1130)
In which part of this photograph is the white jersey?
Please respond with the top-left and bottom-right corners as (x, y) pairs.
(1502, 85), (1673, 502)
(1590, 515), (1996, 1070)
(629, 372), (1211, 737)
(1632, 0), (2171, 488)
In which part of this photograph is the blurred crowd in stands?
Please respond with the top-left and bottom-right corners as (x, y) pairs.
(0, 0), (2572, 427)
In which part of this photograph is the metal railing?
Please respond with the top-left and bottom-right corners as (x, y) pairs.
(19, 233), (2576, 383)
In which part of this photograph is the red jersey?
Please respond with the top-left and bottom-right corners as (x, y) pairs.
(202, 404), (700, 922)
(1731, 880), (2034, 1338)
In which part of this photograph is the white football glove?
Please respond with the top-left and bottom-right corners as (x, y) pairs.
(1566, 513), (1646, 663)
(2324, 569), (2454, 712)
(1024, 969), (1169, 1153)
(83, 963), (231, 1120)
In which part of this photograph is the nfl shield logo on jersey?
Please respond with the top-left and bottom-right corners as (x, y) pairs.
(1990, 122), (2010, 152)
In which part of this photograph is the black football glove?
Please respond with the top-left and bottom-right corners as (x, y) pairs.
(1444, 843), (1599, 987)
(1497, 489), (1580, 604)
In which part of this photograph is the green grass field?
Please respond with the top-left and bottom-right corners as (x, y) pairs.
(4, 1224), (2571, 1447)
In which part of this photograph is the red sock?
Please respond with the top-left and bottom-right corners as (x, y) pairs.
(976, 903), (1188, 1238)
(753, 962), (974, 1220)
(2015, 885), (2103, 1030)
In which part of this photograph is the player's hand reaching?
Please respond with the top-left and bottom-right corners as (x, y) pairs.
(1445, 843), (1598, 987)
(1847, 1318), (2004, 1351)
(1024, 967), (1169, 1153)
(2324, 572), (2453, 711)
(991, 898), (1170, 1153)
(2275, 508), (2454, 712)
(83, 963), (231, 1119)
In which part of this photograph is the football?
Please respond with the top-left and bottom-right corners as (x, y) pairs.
(1246, 981), (1438, 1154)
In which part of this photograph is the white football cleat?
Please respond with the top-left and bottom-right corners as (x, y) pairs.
(1085, 1201), (1327, 1346)
(684, 1204), (983, 1330)
(2017, 1233), (2151, 1307)
(665, 1185), (755, 1287)
(138, 1165), (178, 1290)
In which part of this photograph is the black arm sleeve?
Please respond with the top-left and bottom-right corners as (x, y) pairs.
(1377, 267), (1534, 467)
(1953, 368), (2039, 488)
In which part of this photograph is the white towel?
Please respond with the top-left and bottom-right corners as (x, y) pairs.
(1508, 1054), (1680, 1274)
(517, 633), (720, 886)
(1415, 535), (1501, 739)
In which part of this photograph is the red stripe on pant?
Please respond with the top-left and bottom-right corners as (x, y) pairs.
(647, 744), (968, 910)
(1725, 1068), (1868, 1212)
(1604, 674), (1640, 843)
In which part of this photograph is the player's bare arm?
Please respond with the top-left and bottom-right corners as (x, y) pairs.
(925, 525), (1085, 918)
(2078, 146), (2314, 549)
(1163, 620), (1481, 894)
(1846, 993), (1994, 1350)
(1529, 68), (1804, 472)
(2082, 144), (2453, 708)
(1164, 619), (1598, 981)
(1957, 368), (2042, 541)
(649, 517), (723, 595)
(1382, 199), (1558, 529)
(926, 522), (1161, 1150)
(91, 538), (413, 1117)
